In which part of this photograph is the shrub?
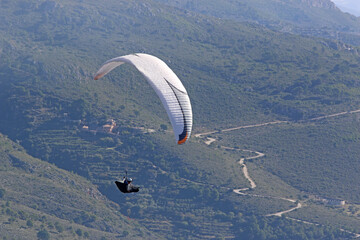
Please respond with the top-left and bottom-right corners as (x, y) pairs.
(26, 220), (34, 227)
(75, 228), (83, 237)
(0, 189), (5, 199)
(160, 124), (168, 131)
(54, 222), (63, 233)
(37, 229), (50, 240)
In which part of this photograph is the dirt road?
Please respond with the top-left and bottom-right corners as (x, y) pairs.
(194, 108), (360, 237)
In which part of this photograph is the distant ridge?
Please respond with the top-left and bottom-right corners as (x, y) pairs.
(154, 0), (360, 45)
(300, 0), (336, 9)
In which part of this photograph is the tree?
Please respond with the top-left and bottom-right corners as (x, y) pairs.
(0, 189), (5, 199)
(123, 231), (129, 237)
(75, 228), (83, 237)
(26, 220), (34, 228)
(37, 229), (50, 240)
(68, 99), (91, 119)
(99, 137), (115, 147)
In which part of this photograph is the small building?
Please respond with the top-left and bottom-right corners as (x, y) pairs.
(102, 119), (116, 133)
(81, 125), (89, 131)
(326, 199), (346, 206)
(321, 198), (346, 206)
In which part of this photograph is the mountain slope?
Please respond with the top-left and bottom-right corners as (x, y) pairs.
(1, 0), (360, 239)
(0, 133), (157, 239)
(154, 0), (360, 45)
(1, 0), (360, 131)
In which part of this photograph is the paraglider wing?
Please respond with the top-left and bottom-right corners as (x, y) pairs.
(94, 53), (192, 144)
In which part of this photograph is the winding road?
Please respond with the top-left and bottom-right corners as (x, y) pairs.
(195, 108), (360, 238)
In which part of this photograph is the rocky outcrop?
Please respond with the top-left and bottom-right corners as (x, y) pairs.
(299, 0), (336, 9)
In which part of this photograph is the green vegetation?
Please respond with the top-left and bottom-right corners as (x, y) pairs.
(222, 114), (360, 203)
(1, 0), (360, 132)
(233, 215), (351, 240)
(37, 229), (50, 240)
(0, 134), (156, 239)
(154, 0), (360, 45)
(0, 0), (360, 239)
(0, 189), (5, 199)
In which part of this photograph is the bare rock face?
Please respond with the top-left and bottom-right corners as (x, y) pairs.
(299, 0), (336, 9)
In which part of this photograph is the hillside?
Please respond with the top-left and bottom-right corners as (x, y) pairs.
(1, 0), (360, 239)
(0, 133), (157, 239)
(1, 0), (360, 130)
(154, 0), (360, 45)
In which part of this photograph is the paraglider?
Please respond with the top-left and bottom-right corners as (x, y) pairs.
(94, 53), (193, 145)
(115, 171), (140, 193)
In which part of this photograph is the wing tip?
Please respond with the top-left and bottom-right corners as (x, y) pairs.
(177, 133), (189, 145)
(94, 73), (104, 80)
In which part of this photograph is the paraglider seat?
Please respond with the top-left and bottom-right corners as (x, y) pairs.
(115, 180), (140, 193)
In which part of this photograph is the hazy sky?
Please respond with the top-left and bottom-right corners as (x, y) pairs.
(332, 0), (360, 16)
